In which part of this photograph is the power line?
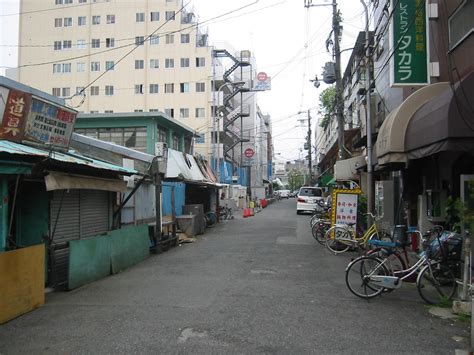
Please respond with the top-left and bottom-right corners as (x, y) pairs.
(0, 0), (105, 17)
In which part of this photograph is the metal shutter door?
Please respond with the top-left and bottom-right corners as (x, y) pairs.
(50, 190), (81, 242)
(80, 190), (110, 238)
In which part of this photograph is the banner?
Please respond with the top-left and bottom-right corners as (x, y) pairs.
(0, 89), (32, 141)
(390, 0), (428, 86)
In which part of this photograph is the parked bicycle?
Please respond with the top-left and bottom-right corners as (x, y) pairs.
(345, 228), (464, 304)
(204, 211), (218, 228)
(324, 213), (386, 254)
(219, 205), (233, 221)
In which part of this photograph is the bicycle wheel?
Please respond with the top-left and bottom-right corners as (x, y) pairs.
(416, 263), (457, 305)
(345, 256), (389, 299)
(325, 226), (351, 254)
(312, 221), (329, 245)
(205, 211), (217, 227)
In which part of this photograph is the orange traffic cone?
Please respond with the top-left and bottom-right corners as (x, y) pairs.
(243, 208), (248, 218)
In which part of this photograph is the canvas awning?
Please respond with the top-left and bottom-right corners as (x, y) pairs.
(45, 171), (127, 192)
(335, 155), (365, 180)
(406, 72), (474, 159)
(375, 82), (450, 166)
(165, 149), (218, 186)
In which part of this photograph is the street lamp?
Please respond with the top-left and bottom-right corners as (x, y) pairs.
(215, 81), (246, 182)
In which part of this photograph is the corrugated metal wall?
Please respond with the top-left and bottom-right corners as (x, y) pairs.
(163, 181), (185, 216)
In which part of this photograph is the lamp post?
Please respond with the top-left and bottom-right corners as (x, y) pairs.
(215, 81), (245, 182)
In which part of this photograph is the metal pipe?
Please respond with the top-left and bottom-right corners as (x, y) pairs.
(360, 0), (374, 225)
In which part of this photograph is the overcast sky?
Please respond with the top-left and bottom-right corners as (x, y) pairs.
(0, 0), (367, 161)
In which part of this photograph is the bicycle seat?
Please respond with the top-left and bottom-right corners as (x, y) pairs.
(368, 239), (401, 248)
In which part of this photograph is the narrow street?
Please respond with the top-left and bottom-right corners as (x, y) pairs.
(0, 200), (470, 354)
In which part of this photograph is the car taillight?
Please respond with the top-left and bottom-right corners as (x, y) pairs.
(297, 197), (305, 202)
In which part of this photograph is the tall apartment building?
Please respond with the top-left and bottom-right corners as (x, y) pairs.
(15, 0), (213, 156)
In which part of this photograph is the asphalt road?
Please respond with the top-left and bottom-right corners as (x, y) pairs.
(0, 199), (470, 354)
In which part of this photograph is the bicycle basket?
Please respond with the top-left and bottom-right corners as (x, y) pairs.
(425, 231), (463, 261)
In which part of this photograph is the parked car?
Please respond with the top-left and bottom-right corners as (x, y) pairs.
(278, 189), (291, 198)
(296, 186), (324, 214)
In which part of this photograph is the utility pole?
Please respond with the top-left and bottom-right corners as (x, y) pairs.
(332, 0), (347, 160)
(304, 0), (346, 160)
(307, 109), (312, 184)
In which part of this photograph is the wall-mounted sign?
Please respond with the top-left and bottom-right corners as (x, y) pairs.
(244, 148), (254, 158)
(24, 99), (77, 149)
(0, 88), (31, 141)
(253, 72), (271, 91)
(0, 86), (77, 149)
(390, 0), (428, 86)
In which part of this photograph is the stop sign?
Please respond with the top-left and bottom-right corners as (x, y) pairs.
(256, 72), (267, 81)
(244, 148), (254, 158)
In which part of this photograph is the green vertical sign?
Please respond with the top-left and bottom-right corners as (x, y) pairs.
(392, 0), (428, 85)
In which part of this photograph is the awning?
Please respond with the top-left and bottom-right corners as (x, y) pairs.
(406, 72), (474, 159)
(45, 171), (127, 192)
(165, 149), (218, 186)
(320, 174), (334, 186)
(335, 155), (365, 180)
(375, 82), (450, 166)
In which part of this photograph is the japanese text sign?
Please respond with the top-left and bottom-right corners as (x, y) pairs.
(331, 189), (361, 226)
(391, 0), (428, 86)
(0, 89), (32, 141)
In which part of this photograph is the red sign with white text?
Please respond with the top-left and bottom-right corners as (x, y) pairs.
(0, 89), (31, 141)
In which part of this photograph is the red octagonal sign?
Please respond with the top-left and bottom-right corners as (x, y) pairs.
(244, 148), (254, 158)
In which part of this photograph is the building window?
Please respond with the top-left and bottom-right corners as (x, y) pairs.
(106, 14), (115, 24)
(105, 85), (114, 96)
(150, 35), (159, 45)
(61, 87), (70, 97)
(180, 34), (190, 43)
(105, 61), (115, 70)
(150, 11), (159, 21)
(91, 61), (100, 71)
(149, 84), (159, 94)
(164, 83), (174, 93)
(164, 108), (174, 118)
(165, 11), (175, 20)
(150, 59), (159, 69)
(136, 13), (145, 22)
(196, 82), (205, 92)
(90, 86), (99, 96)
(62, 63), (72, 73)
(180, 82), (189, 93)
(79, 0), (87, 3)
(106, 38), (115, 48)
(135, 84), (144, 94)
(195, 108), (205, 118)
(90, 111), (99, 114)
(54, 18), (62, 27)
(135, 36), (145, 46)
(92, 15), (100, 25)
(165, 58), (174, 68)
(64, 0), (72, 4)
(91, 38), (100, 48)
(165, 34), (174, 44)
(172, 134), (179, 150)
(449, 0), (474, 49)
(55, 0), (63, 5)
(80, 127), (147, 152)
(53, 64), (62, 73)
(134, 109), (143, 112)
(157, 127), (167, 142)
(179, 108), (189, 118)
(77, 39), (86, 49)
(180, 58), (189, 68)
(77, 62), (85, 72)
(78, 16), (86, 26)
(104, 110), (114, 113)
(54, 41), (62, 50)
(52, 87), (61, 96)
(196, 57), (205, 67)
(135, 59), (144, 69)
(64, 17), (72, 26)
(62, 40), (72, 49)
(195, 134), (205, 144)
(150, 109), (159, 112)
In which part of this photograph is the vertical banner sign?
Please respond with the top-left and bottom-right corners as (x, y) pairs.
(391, 0), (428, 86)
(0, 89), (32, 141)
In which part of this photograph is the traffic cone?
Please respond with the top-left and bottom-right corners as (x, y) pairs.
(250, 208), (254, 216)
(243, 208), (248, 218)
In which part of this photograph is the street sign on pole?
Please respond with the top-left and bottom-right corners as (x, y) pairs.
(244, 148), (254, 158)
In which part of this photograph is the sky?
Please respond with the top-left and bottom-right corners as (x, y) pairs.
(0, 0), (367, 162)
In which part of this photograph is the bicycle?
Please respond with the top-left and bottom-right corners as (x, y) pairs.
(324, 213), (386, 254)
(219, 205), (233, 221)
(345, 228), (463, 304)
(204, 211), (218, 227)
